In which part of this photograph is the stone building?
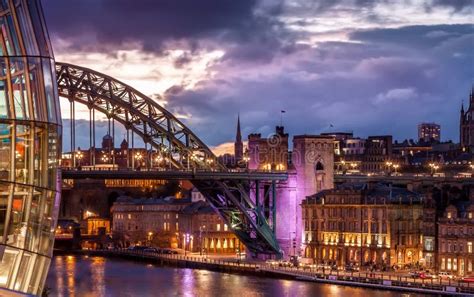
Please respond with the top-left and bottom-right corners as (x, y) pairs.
(178, 201), (242, 254)
(248, 126), (289, 171)
(438, 202), (474, 276)
(460, 88), (474, 152)
(111, 197), (191, 247)
(302, 183), (426, 269)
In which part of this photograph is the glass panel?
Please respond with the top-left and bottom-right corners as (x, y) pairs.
(0, 122), (11, 181)
(47, 124), (58, 189)
(33, 123), (46, 187)
(0, 57), (9, 119)
(41, 58), (56, 123)
(0, 182), (10, 241)
(14, 252), (30, 291)
(28, 57), (45, 122)
(15, 124), (32, 184)
(10, 58), (30, 120)
(6, 185), (31, 249)
(5, 14), (21, 56)
(16, 4), (39, 56)
(26, 0), (51, 57)
(0, 247), (17, 286)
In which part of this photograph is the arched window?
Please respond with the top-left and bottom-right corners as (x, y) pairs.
(315, 161), (324, 171)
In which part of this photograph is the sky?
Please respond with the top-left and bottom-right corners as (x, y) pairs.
(42, 0), (473, 155)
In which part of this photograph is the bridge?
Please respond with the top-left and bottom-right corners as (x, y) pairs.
(55, 62), (285, 257)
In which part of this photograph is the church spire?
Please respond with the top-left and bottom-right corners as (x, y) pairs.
(236, 113), (242, 142)
(234, 114), (243, 161)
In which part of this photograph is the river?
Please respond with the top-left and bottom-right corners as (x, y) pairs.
(45, 255), (429, 297)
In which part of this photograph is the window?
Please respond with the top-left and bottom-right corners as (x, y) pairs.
(224, 224), (228, 231)
(441, 258), (446, 270)
(447, 212), (452, 219)
(469, 212), (473, 219)
(453, 258), (458, 271)
(447, 258), (452, 270)
(128, 214), (131, 220)
(216, 224), (221, 231)
(468, 242), (473, 253)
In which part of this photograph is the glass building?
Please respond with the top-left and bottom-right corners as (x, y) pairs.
(0, 0), (61, 295)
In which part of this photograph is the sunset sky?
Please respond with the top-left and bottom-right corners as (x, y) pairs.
(42, 0), (473, 154)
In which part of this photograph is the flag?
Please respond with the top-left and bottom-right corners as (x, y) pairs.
(281, 110), (286, 113)
(329, 124), (334, 128)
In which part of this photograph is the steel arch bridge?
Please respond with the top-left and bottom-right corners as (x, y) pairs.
(56, 62), (283, 256)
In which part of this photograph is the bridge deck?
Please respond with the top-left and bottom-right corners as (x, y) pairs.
(61, 169), (288, 181)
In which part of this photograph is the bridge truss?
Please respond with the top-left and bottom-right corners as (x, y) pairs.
(56, 62), (283, 256)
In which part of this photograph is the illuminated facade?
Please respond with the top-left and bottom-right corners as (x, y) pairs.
(302, 184), (425, 269)
(0, 0), (61, 295)
(438, 203), (474, 276)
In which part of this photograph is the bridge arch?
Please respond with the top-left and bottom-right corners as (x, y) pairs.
(56, 62), (282, 256)
(55, 62), (220, 170)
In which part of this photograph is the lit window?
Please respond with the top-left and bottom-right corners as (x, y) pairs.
(224, 224), (228, 231)
(453, 258), (458, 271)
(441, 258), (446, 270)
(128, 214), (131, 220)
(469, 212), (473, 219)
(216, 224), (221, 231)
(447, 212), (452, 219)
(447, 258), (452, 270)
(468, 242), (473, 253)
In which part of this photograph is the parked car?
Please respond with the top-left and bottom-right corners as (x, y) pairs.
(460, 277), (474, 283)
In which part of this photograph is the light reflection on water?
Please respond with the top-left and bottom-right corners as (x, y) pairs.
(46, 256), (426, 297)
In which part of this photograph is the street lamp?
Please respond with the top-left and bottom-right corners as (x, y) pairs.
(392, 164), (400, 174)
(385, 161), (393, 175)
(75, 151), (84, 167)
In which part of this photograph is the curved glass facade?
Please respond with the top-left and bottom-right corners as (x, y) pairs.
(0, 0), (61, 295)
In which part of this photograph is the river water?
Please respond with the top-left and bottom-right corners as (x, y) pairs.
(45, 255), (428, 297)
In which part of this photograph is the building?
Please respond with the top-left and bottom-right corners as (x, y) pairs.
(418, 123), (441, 143)
(248, 126), (289, 171)
(111, 197), (191, 247)
(0, 1), (62, 295)
(302, 183), (426, 270)
(178, 201), (243, 254)
(460, 88), (474, 152)
(438, 202), (474, 277)
(61, 134), (150, 170)
(111, 196), (242, 255)
(362, 136), (393, 173)
(320, 132), (353, 156)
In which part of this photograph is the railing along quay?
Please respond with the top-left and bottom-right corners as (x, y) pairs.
(84, 249), (474, 296)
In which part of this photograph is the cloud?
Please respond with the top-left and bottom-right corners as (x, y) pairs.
(41, 1), (473, 149)
(374, 88), (418, 104)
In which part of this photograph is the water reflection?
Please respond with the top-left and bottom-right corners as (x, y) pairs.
(46, 256), (428, 297)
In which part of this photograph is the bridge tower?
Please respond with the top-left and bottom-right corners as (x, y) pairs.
(288, 135), (334, 257)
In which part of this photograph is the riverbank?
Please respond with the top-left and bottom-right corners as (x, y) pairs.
(55, 249), (474, 296)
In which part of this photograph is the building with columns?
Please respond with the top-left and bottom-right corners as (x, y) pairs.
(302, 183), (426, 269)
